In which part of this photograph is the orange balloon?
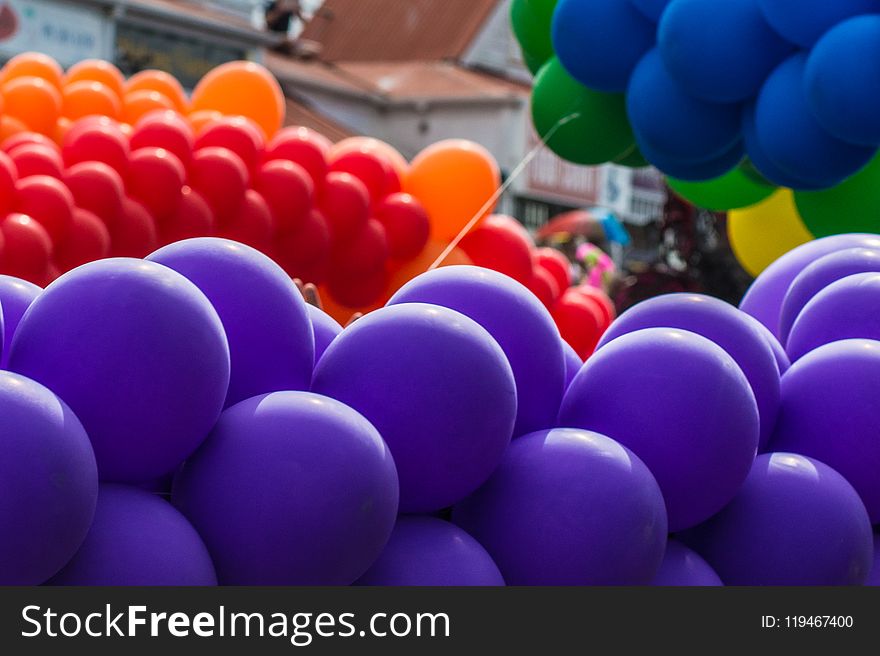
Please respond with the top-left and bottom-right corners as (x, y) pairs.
(188, 109), (224, 136)
(332, 137), (409, 180)
(2, 76), (62, 135)
(385, 240), (473, 298)
(122, 90), (174, 125)
(64, 59), (126, 98)
(63, 81), (122, 120)
(190, 61), (284, 141)
(125, 70), (189, 113)
(2, 53), (64, 89)
(53, 117), (73, 145)
(0, 115), (29, 143)
(404, 139), (500, 243)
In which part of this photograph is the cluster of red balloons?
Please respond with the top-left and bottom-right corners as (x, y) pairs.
(0, 54), (432, 297)
(457, 213), (616, 359)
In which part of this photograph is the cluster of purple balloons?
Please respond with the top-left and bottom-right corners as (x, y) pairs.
(1, 235), (878, 586)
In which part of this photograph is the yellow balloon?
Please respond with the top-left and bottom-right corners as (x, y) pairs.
(728, 189), (815, 277)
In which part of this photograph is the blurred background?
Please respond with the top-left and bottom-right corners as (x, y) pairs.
(0, 0), (752, 308)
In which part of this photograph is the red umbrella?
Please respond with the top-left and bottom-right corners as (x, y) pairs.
(536, 210), (605, 241)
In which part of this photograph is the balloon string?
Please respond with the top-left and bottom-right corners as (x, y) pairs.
(428, 112), (582, 270)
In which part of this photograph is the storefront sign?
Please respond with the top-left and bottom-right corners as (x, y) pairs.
(0, 0), (110, 66)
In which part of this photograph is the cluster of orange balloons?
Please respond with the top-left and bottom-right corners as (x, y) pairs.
(0, 53), (511, 325)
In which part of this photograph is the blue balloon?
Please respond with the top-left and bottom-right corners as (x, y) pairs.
(805, 16), (880, 146)
(638, 137), (745, 182)
(552, 0), (656, 93)
(658, 0), (793, 103)
(627, 49), (743, 165)
(742, 103), (823, 190)
(758, 0), (879, 48)
(754, 54), (875, 189)
(628, 0), (672, 22)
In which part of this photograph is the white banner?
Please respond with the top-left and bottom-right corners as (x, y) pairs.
(0, 0), (111, 67)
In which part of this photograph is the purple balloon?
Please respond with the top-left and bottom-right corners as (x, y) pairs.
(307, 304), (342, 366)
(312, 303), (516, 513)
(356, 516), (504, 586)
(867, 533), (880, 586)
(389, 266), (565, 437)
(652, 540), (723, 586)
(770, 340), (880, 522)
(148, 238), (313, 407)
(745, 313), (790, 376)
(597, 294), (779, 449)
(559, 328), (759, 531)
(0, 371), (97, 584)
(739, 234), (880, 338)
(0, 276), (40, 369)
(780, 248), (880, 345)
(49, 484), (216, 586)
(453, 428), (667, 585)
(681, 453), (873, 585)
(787, 272), (880, 361)
(562, 339), (583, 390)
(8, 258), (230, 483)
(173, 391), (398, 585)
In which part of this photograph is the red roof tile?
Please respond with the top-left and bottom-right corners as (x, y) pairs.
(301, 0), (500, 62)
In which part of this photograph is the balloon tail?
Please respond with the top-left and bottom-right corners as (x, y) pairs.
(428, 112), (581, 270)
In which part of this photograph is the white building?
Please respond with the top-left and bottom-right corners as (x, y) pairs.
(268, 0), (666, 229)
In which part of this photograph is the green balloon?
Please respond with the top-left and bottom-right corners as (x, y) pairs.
(521, 46), (546, 77)
(615, 145), (650, 169)
(795, 153), (880, 237)
(532, 57), (635, 166)
(668, 165), (777, 211)
(511, 0), (558, 68)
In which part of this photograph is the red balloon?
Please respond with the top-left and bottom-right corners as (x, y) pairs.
(188, 147), (248, 222)
(0, 151), (18, 215)
(111, 197), (158, 258)
(161, 186), (214, 245)
(319, 172), (369, 242)
(534, 247), (572, 292)
(373, 192), (429, 261)
(54, 207), (110, 272)
(264, 126), (331, 190)
(14, 174), (74, 244)
(552, 289), (606, 360)
(195, 115), (264, 178)
(0, 213), (52, 282)
(9, 143), (64, 178)
(126, 147), (185, 221)
(274, 209), (331, 283)
(63, 161), (124, 228)
(329, 148), (398, 203)
(2, 132), (56, 153)
(130, 110), (194, 169)
(327, 266), (388, 309)
(254, 159), (313, 232)
(219, 188), (274, 252)
(571, 284), (616, 330)
(458, 214), (534, 286)
(62, 118), (130, 176)
(528, 265), (561, 310)
(330, 218), (389, 277)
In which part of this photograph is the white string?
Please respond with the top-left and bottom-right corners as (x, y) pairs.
(428, 112), (582, 270)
